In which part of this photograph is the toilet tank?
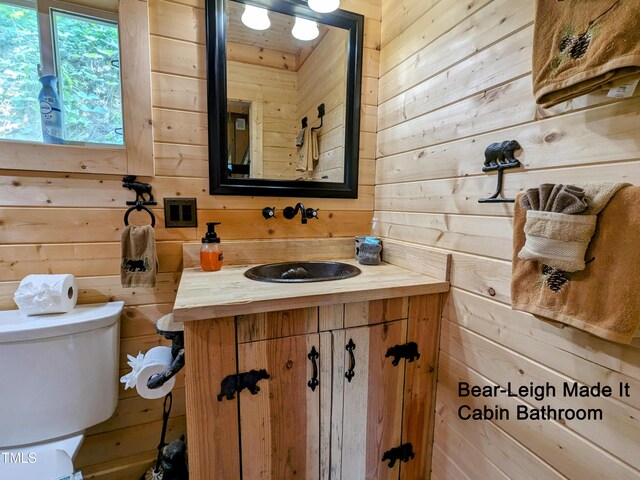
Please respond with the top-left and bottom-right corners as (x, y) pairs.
(0, 302), (123, 448)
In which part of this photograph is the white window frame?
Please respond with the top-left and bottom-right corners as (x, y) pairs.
(0, 0), (153, 176)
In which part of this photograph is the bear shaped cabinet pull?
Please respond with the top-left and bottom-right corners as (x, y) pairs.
(217, 369), (270, 402)
(385, 342), (420, 366)
(478, 140), (522, 203)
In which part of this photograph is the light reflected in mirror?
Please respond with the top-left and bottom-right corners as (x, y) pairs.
(225, 0), (349, 182)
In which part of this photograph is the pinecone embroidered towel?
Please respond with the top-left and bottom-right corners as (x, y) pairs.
(121, 224), (158, 288)
(512, 185), (640, 344)
(533, 0), (640, 108)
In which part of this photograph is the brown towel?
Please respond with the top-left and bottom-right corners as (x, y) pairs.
(121, 224), (158, 288)
(533, 0), (640, 108)
(520, 183), (588, 214)
(512, 186), (640, 344)
(518, 182), (629, 271)
(296, 127), (319, 172)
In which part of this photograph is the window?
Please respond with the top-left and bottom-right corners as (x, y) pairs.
(0, 0), (123, 146)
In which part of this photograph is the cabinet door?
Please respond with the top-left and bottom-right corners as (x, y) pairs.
(238, 333), (321, 479)
(338, 320), (407, 480)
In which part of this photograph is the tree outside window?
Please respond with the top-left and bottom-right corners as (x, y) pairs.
(0, 0), (124, 145)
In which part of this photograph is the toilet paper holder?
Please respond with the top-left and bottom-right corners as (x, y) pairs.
(146, 315), (185, 390)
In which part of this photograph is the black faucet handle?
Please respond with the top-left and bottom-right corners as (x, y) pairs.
(305, 208), (319, 220)
(262, 207), (277, 219)
(283, 206), (296, 220)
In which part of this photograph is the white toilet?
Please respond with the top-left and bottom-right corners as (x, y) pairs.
(0, 301), (124, 480)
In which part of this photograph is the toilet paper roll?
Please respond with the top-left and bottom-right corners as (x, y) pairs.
(135, 346), (176, 399)
(13, 274), (78, 316)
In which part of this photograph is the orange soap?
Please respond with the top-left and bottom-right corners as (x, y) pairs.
(200, 222), (224, 271)
(200, 249), (223, 272)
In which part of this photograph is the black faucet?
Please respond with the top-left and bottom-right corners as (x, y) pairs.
(284, 203), (309, 224)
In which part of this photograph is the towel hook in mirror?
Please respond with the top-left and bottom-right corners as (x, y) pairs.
(311, 103), (325, 133)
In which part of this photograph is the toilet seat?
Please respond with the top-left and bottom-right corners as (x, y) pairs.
(0, 433), (84, 480)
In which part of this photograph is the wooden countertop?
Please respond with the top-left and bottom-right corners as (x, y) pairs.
(173, 259), (449, 322)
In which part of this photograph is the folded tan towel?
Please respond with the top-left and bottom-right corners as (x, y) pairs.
(296, 126), (319, 172)
(512, 186), (640, 344)
(121, 224), (158, 288)
(518, 182), (629, 271)
(533, 0), (640, 108)
(519, 210), (597, 272)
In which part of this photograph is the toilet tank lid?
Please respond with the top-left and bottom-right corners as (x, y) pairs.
(0, 301), (124, 343)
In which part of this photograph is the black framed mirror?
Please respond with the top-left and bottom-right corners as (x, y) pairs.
(205, 0), (364, 198)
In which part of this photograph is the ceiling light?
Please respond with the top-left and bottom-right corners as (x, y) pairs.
(292, 17), (319, 41)
(308, 0), (340, 13)
(241, 5), (270, 30)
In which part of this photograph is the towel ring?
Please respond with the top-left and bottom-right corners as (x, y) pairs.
(124, 203), (156, 227)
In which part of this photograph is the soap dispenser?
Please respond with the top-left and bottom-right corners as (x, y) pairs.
(200, 222), (223, 271)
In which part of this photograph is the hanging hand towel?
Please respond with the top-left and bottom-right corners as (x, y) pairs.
(518, 182), (629, 271)
(512, 185), (640, 344)
(532, 0), (640, 108)
(295, 127), (306, 148)
(121, 224), (158, 288)
(296, 126), (319, 172)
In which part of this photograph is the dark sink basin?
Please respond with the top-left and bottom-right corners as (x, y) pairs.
(245, 261), (361, 283)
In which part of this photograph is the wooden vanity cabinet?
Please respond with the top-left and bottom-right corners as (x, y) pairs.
(183, 294), (443, 480)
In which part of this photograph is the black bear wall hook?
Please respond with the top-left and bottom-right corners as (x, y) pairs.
(123, 175), (157, 205)
(479, 140), (522, 203)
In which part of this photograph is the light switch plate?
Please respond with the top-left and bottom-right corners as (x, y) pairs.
(164, 198), (197, 228)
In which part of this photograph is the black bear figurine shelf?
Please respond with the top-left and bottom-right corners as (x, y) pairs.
(479, 140), (522, 203)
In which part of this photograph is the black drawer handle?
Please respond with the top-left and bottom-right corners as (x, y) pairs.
(345, 339), (356, 382)
(308, 346), (319, 391)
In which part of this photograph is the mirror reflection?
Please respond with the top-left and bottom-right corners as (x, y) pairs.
(225, 0), (349, 182)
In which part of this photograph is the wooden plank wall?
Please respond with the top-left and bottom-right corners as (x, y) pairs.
(297, 28), (348, 182)
(228, 60), (299, 179)
(376, 1), (640, 479)
(0, 0), (379, 477)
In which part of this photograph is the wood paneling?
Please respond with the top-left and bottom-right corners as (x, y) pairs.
(238, 333), (321, 479)
(227, 59), (298, 178)
(340, 320), (406, 479)
(297, 28), (349, 181)
(400, 294), (443, 479)
(378, 0), (640, 478)
(0, 0), (380, 477)
(184, 317), (241, 479)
